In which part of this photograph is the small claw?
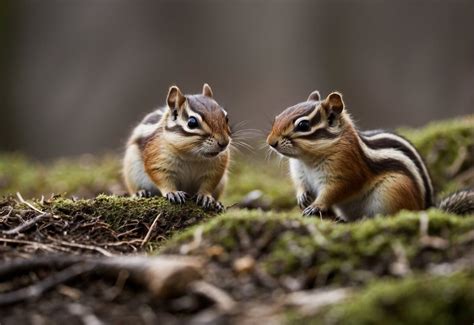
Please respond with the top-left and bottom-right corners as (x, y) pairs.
(303, 205), (325, 219)
(166, 191), (188, 204)
(215, 201), (225, 212)
(135, 190), (153, 198)
(196, 194), (224, 211)
(297, 191), (315, 209)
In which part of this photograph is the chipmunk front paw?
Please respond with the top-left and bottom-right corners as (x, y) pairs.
(134, 189), (158, 198)
(302, 203), (328, 218)
(165, 191), (188, 204)
(297, 191), (315, 209)
(196, 194), (225, 212)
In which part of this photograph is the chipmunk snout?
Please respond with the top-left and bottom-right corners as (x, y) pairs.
(218, 140), (229, 149)
(267, 133), (279, 148)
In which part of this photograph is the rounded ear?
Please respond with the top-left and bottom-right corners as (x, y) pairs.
(167, 85), (186, 109)
(202, 83), (213, 98)
(324, 91), (344, 114)
(307, 90), (321, 101)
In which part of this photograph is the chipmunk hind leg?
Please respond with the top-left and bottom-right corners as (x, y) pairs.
(123, 143), (161, 196)
(371, 173), (424, 215)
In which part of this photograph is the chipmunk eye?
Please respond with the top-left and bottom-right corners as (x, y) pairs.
(187, 117), (199, 129)
(225, 116), (229, 124)
(295, 120), (311, 132)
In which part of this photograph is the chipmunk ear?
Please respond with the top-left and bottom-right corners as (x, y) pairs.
(202, 83), (213, 98)
(324, 92), (344, 114)
(167, 85), (186, 109)
(307, 90), (321, 101)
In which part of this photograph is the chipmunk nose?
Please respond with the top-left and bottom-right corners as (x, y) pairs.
(270, 141), (278, 148)
(218, 140), (229, 149)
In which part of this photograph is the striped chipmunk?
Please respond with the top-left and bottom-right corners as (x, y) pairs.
(123, 84), (231, 211)
(267, 90), (474, 220)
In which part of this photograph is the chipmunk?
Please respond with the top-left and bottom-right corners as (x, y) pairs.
(267, 90), (474, 220)
(123, 84), (231, 211)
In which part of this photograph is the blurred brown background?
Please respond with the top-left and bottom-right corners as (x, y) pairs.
(1, 0), (473, 160)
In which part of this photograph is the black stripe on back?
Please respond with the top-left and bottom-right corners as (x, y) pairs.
(360, 131), (433, 208)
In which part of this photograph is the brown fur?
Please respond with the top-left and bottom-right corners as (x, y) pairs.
(188, 96), (229, 134)
(271, 101), (317, 136)
(380, 173), (423, 212)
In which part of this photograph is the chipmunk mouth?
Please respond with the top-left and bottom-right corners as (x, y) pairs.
(202, 151), (221, 158)
(270, 146), (297, 158)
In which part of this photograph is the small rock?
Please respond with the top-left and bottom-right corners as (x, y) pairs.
(238, 190), (271, 210)
(233, 255), (255, 274)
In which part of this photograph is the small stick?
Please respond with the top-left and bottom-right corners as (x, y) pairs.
(141, 213), (161, 248)
(16, 192), (45, 214)
(98, 239), (143, 247)
(3, 213), (50, 235)
(48, 238), (114, 257)
(0, 238), (58, 252)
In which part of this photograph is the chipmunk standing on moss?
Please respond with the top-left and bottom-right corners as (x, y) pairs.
(267, 90), (473, 220)
(123, 84), (231, 211)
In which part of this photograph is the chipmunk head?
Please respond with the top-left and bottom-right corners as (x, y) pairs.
(164, 84), (231, 158)
(267, 90), (348, 158)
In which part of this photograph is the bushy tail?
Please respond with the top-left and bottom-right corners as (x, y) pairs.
(438, 189), (474, 216)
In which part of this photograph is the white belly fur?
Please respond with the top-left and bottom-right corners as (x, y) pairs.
(123, 144), (159, 194)
(294, 160), (389, 220)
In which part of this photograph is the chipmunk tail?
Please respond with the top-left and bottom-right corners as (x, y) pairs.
(438, 189), (474, 216)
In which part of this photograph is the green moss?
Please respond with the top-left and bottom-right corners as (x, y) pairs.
(0, 153), (122, 198)
(224, 155), (295, 209)
(291, 272), (474, 325)
(400, 115), (474, 194)
(49, 194), (212, 231)
(163, 209), (474, 287)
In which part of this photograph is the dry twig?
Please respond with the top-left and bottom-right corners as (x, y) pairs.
(141, 213), (161, 248)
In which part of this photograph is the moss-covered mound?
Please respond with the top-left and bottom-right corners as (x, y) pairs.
(0, 195), (213, 258)
(162, 209), (474, 300)
(291, 271), (474, 325)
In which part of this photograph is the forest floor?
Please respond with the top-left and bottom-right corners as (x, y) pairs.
(0, 116), (473, 324)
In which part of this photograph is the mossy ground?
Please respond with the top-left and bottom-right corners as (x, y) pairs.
(161, 209), (474, 298)
(288, 271), (474, 325)
(1, 116), (473, 323)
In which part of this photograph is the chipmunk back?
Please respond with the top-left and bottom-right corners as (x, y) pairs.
(123, 84), (231, 211)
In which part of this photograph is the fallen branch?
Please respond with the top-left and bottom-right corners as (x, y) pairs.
(0, 255), (203, 305)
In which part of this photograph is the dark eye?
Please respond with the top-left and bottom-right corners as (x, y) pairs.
(187, 116), (199, 129)
(295, 120), (311, 132)
(225, 116), (229, 124)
